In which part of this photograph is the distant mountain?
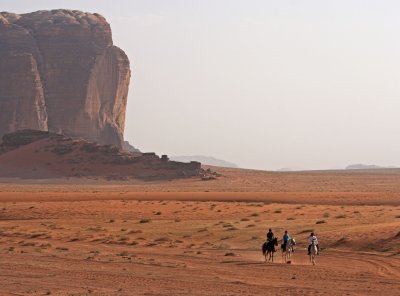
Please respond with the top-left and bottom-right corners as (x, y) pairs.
(170, 155), (238, 168)
(345, 164), (397, 170)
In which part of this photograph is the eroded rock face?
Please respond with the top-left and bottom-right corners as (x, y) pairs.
(0, 130), (202, 180)
(0, 10), (130, 147)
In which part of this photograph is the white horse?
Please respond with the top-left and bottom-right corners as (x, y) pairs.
(282, 238), (296, 263)
(309, 242), (317, 265)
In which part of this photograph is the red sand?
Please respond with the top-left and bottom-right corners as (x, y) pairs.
(0, 168), (399, 295)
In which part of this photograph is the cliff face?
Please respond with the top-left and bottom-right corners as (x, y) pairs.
(0, 10), (130, 147)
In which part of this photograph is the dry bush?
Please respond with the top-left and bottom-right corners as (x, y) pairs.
(335, 214), (346, 219)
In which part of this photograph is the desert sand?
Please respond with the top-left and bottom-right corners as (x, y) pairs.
(0, 167), (399, 295)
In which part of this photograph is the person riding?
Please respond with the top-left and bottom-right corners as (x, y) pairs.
(266, 228), (274, 242)
(282, 230), (290, 251)
(308, 232), (319, 255)
(266, 228), (276, 252)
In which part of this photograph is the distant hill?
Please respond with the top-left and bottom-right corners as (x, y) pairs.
(171, 155), (238, 168)
(345, 164), (397, 170)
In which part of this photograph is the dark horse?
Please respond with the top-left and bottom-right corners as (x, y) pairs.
(262, 238), (278, 262)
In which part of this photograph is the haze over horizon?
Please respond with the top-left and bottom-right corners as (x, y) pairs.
(3, 0), (400, 170)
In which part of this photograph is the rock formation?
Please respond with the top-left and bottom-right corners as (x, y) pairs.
(0, 130), (201, 180)
(0, 10), (130, 147)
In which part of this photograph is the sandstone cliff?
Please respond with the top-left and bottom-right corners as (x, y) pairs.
(0, 10), (130, 147)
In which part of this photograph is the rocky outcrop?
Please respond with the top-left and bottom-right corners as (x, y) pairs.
(0, 129), (50, 154)
(0, 10), (130, 147)
(0, 130), (201, 180)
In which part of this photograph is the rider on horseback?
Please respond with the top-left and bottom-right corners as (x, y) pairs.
(267, 228), (274, 242)
(266, 228), (276, 252)
(307, 232), (319, 255)
(281, 230), (290, 251)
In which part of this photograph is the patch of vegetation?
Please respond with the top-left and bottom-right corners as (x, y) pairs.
(335, 214), (346, 219)
(240, 218), (250, 221)
(250, 213), (259, 217)
(224, 252), (235, 256)
(316, 220), (326, 224)
(139, 218), (151, 223)
(323, 212), (330, 218)
(154, 237), (169, 242)
(128, 230), (142, 234)
(274, 210), (282, 214)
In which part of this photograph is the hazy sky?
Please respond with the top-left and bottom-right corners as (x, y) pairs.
(2, 1), (400, 170)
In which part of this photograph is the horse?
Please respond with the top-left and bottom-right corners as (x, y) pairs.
(282, 238), (296, 263)
(262, 238), (278, 262)
(309, 242), (317, 265)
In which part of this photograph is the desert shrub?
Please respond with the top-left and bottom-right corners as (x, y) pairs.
(153, 211), (161, 215)
(297, 229), (314, 234)
(316, 220), (326, 224)
(240, 218), (250, 221)
(139, 218), (151, 223)
(274, 210), (282, 214)
(128, 230), (142, 234)
(246, 224), (256, 228)
(154, 237), (169, 242)
(323, 212), (330, 218)
(287, 217), (295, 220)
(250, 213), (259, 217)
(117, 251), (130, 256)
(335, 214), (346, 219)
(224, 252), (235, 256)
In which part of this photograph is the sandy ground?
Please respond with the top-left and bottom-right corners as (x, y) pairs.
(0, 168), (400, 295)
